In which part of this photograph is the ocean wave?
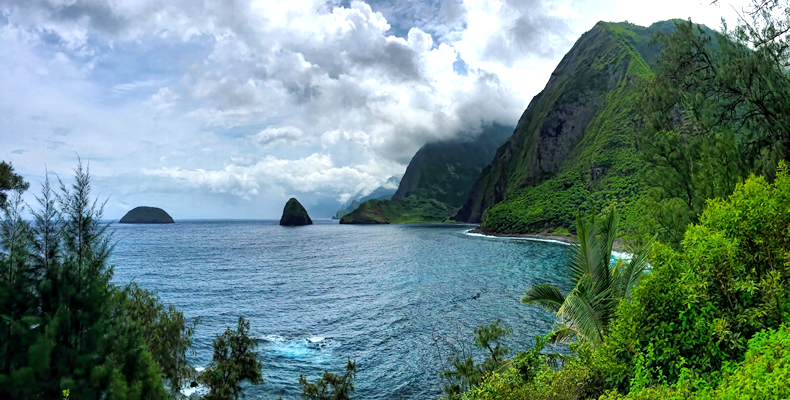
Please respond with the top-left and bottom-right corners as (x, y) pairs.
(463, 229), (634, 260)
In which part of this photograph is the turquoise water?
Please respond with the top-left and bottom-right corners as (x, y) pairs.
(108, 220), (571, 399)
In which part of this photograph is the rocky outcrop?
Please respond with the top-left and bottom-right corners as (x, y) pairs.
(119, 207), (174, 224)
(280, 198), (313, 226)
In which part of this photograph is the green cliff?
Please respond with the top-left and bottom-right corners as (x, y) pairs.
(119, 206), (174, 224)
(456, 20), (685, 233)
(340, 124), (512, 224)
(279, 198), (312, 226)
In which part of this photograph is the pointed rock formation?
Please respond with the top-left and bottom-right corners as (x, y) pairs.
(279, 198), (313, 226)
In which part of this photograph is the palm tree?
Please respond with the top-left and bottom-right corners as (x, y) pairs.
(521, 207), (653, 346)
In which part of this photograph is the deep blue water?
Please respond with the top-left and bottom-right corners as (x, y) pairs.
(108, 220), (571, 400)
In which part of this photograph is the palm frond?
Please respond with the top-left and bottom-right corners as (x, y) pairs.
(547, 322), (578, 344)
(558, 290), (607, 346)
(618, 236), (655, 299)
(521, 283), (565, 314)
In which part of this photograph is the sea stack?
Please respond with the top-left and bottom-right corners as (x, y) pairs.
(279, 198), (313, 226)
(119, 206), (174, 224)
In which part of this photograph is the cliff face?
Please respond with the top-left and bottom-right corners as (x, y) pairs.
(456, 21), (679, 231)
(280, 198), (313, 226)
(341, 124), (512, 224)
(391, 124), (512, 208)
(120, 207), (174, 224)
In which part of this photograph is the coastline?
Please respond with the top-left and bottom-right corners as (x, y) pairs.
(464, 227), (630, 256)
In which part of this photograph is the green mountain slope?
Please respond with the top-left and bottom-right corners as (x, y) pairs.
(333, 175), (401, 219)
(392, 124), (512, 207)
(341, 124), (512, 224)
(456, 21), (688, 233)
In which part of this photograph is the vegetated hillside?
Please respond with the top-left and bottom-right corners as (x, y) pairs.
(455, 20), (699, 233)
(392, 124), (513, 207)
(333, 175), (402, 219)
(338, 196), (454, 224)
(340, 124), (512, 224)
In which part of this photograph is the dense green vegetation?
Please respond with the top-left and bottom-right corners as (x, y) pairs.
(446, 3), (790, 399)
(0, 162), (28, 210)
(459, 20), (671, 228)
(451, 162), (790, 400)
(0, 162), (264, 399)
(522, 208), (653, 346)
(465, 21), (719, 237)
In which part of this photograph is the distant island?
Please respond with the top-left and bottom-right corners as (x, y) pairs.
(280, 198), (312, 226)
(119, 206), (174, 224)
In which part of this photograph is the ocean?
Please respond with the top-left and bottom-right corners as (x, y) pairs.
(108, 219), (572, 399)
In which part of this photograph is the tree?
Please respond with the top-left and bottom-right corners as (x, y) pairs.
(123, 282), (199, 396)
(440, 319), (513, 398)
(201, 316), (263, 400)
(603, 162), (790, 388)
(635, 5), (790, 246)
(0, 161), (29, 209)
(521, 208), (653, 346)
(0, 161), (169, 399)
(298, 360), (357, 400)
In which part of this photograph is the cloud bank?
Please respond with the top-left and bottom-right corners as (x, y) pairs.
(0, 0), (738, 218)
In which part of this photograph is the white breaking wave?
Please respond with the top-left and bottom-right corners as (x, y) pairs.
(463, 229), (634, 260)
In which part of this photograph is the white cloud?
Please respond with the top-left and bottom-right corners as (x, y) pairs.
(0, 0), (743, 218)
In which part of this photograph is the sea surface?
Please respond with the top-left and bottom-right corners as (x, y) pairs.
(109, 219), (572, 400)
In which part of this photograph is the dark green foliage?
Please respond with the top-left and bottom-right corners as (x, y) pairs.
(393, 124), (512, 209)
(0, 161), (170, 399)
(280, 198), (313, 226)
(201, 316), (263, 400)
(635, 8), (790, 247)
(0, 161), (29, 210)
(440, 319), (513, 398)
(298, 360), (357, 400)
(123, 282), (199, 395)
(522, 208), (653, 346)
(120, 206), (175, 224)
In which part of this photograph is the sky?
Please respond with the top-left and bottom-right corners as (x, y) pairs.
(0, 0), (742, 219)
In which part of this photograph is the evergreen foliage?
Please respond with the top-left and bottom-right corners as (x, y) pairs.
(200, 316), (263, 400)
(0, 161), (28, 210)
(298, 360), (357, 400)
(440, 319), (513, 398)
(0, 161), (170, 399)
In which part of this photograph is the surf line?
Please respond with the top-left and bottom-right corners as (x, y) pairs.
(462, 228), (633, 261)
